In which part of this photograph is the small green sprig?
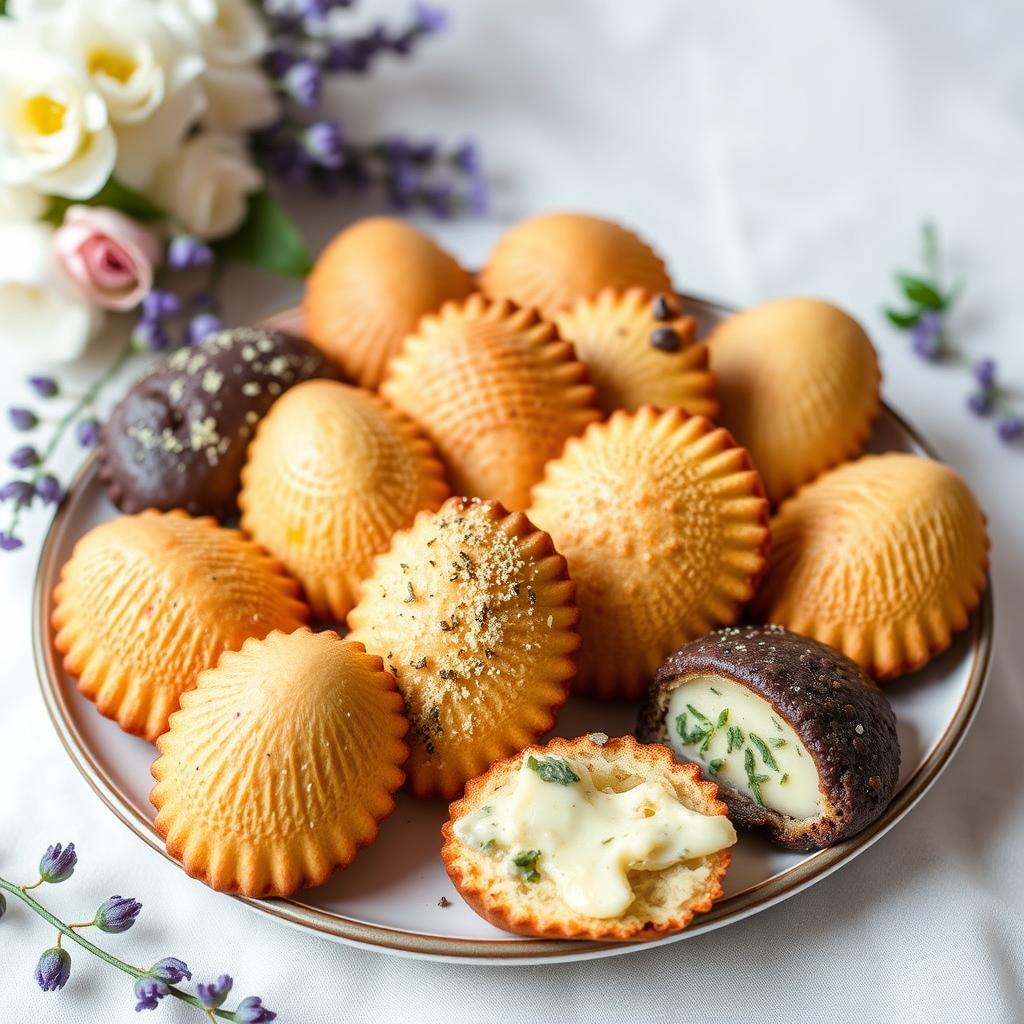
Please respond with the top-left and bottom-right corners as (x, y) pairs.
(743, 749), (770, 807)
(526, 755), (579, 786)
(511, 850), (541, 883)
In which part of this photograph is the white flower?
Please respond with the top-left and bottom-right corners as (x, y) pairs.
(162, 0), (279, 132)
(0, 185), (47, 224)
(150, 131), (262, 240)
(0, 221), (102, 364)
(0, 22), (116, 199)
(14, 0), (206, 191)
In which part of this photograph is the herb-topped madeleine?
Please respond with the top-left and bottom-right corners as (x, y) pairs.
(347, 497), (579, 799)
(637, 626), (900, 851)
(441, 735), (736, 941)
(481, 212), (673, 321)
(554, 288), (717, 418)
(527, 406), (770, 699)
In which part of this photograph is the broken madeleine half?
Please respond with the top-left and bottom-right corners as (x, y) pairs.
(637, 625), (901, 851)
(441, 734), (736, 941)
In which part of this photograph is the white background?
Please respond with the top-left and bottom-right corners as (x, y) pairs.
(2, 1), (1023, 1021)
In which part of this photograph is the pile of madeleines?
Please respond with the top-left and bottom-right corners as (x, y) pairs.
(51, 212), (989, 942)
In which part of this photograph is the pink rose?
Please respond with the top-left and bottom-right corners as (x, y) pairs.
(54, 206), (161, 312)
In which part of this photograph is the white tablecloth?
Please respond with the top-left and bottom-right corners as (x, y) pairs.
(2, 2), (1022, 1021)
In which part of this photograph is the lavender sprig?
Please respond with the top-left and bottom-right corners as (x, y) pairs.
(885, 223), (1022, 447)
(0, 843), (275, 1021)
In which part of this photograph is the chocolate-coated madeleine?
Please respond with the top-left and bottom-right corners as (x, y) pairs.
(99, 327), (338, 517)
(637, 625), (900, 851)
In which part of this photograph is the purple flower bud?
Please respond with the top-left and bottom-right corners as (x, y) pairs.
(35, 474), (64, 505)
(141, 289), (182, 322)
(467, 172), (488, 217)
(132, 319), (170, 352)
(425, 181), (454, 218)
(0, 531), (23, 551)
(186, 313), (224, 347)
(9, 445), (39, 469)
(997, 416), (1024, 444)
(282, 60), (322, 108)
(0, 479), (34, 505)
(302, 121), (344, 168)
(28, 375), (59, 398)
(910, 311), (942, 360)
(264, 44), (296, 79)
(452, 139), (480, 176)
(414, 2), (447, 33)
(39, 842), (77, 883)
(95, 895), (142, 934)
(966, 391), (993, 417)
(35, 947), (71, 992)
(972, 357), (996, 390)
(148, 958), (191, 984)
(8, 407), (38, 431)
(233, 995), (277, 1022)
(76, 419), (101, 448)
(197, 974), (233, 1010)
(168, 235), (214, 270)
(134, 976), (169, 1012)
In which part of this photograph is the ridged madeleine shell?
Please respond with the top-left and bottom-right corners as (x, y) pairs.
(752, 453), (989, 679)
(52, 511), (308, 741)
(239, 379), (449, 620)
(347, 497), (579, 799)
(555, 288), (717, 417)
(151, 629), (408, 896)
(481, 212), (672, 320)
(708, 298), (881, 504)
(528, 407), (770, 699)
(303, 217), (474, 388)
(381, 295), (600, 510)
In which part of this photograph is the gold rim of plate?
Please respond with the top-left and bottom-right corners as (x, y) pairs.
(31, 295), (994, 963)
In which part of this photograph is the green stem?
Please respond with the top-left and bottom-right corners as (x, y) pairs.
(0, 877), (234, 1020)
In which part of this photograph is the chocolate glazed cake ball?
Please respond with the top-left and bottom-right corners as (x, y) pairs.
(637, 625), (900, 851)
(99, 327), (338, 517)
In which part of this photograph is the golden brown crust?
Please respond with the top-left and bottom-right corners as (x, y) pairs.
(150, 629), (409, 897)
(52, 509), (309, 742)
(528, 406), (771, 699)
(348, 497), (578, 799)
(441, 735), (731, 940)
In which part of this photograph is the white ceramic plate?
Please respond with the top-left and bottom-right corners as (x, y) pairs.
(33, 296), (992, 964)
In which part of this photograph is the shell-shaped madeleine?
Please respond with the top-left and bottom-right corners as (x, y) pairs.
(347, 497), (579, 799)
(752, 453), (989, 679)
(481, 212), (673, 320)
(555, 288), (717, 417)
(151, 629), (408, 896)
(380, 295), (600, 510)
(52, 511), (309, 741)
(528, 407), (770, 700)
(303, 217), (474, 388)
(239, 379), (449, 620)
(708, 298), (881, 504)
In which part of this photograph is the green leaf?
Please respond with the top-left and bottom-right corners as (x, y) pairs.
(512, 849), (541, 882)
(897, 274), (946, 310)
(42, 177), (165, 227)
(885, 308), (921, 329)
(527, 755), (579, 786)
(749, 733), (780, 772)
(215, 190), (313, 278)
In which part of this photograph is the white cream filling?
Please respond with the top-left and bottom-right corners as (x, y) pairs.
(454, 754), (736, 919)
(666, 676), (823, 821)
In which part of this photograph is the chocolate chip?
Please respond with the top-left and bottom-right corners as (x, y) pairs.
(650, 326), (681, 352)
(651, 294), (675, 321)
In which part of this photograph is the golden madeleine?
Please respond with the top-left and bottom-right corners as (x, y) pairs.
(528, 407), (770, 699)
(304, 217), (474, 387)
(239, 379), (448, 620)
(151, 629), (408, 896)
(555, 288), (717, 417)
(52, 511), (308, 741)
(752, 453), (989, 679)
(381, 295), (600, 510)
(481, 212), (672, 320)
(347, 497), (578, 799)
(707, 298), (881, 503)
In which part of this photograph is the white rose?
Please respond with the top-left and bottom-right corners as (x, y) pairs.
(0, 185), (47, 224)
(150, 131), (262, 240)
(0, 222), (102, 364)
(15, 0), (206, 191)
(0, 22), (116, 199)
(162, 0), (279, 132)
